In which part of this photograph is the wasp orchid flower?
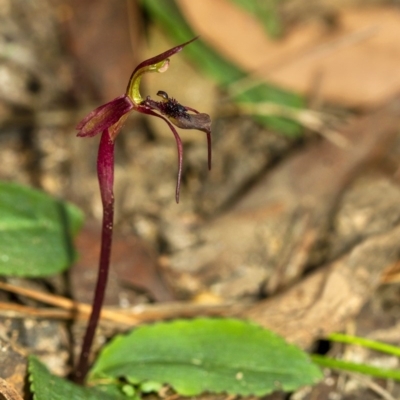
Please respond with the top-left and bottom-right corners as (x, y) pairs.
(76, 36), (211, 203)
(74, 37), (211, 384)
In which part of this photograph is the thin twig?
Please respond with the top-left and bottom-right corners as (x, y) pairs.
(0, 281), (136, 324)
(342, 371), (396, 400)
(0, 280), (242, 324)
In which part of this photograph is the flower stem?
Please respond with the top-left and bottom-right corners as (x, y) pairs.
(74, 130), (115, 384)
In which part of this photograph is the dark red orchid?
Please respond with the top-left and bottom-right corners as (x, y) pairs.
(76, 36), (211, 203)
(74, 38), (211, 384)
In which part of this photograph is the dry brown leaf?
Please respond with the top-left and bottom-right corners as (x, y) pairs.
(244, 223), (400, 348)
(60, 0), (141, 101)
(0, 378), (23, 400)
(71, 224), (173, 304)
(0, 340), (26, 397)
(178, 0), (400, 107)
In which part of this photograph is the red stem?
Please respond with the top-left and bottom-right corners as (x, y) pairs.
(74, 130), (115, 384)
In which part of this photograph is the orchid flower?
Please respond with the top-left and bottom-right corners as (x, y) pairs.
(76, 36), (211, 203)
(73, 37), (211, 384)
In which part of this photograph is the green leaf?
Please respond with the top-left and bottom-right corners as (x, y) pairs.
(0, 182), (83, 277)
(311, 354), (400, 381)
(312, 333), (400, 381)
(29, 356), (123, 400)
(141, 0), (304, 136)
(328, 333), (400, 357)
(90, 318), (322, 396)
(139, 380), (163, 394)
(121, 384), (136, 398)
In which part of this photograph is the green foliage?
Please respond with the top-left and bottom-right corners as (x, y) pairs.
(328, 332), (400, 357)
(312, 354), (400, 381)
(312, 333), (400, 381)
(29, 356), (124, 400)
(141, 0), (304, 137)
(90, 318), (322, 396)
(0, 182), (83, 277)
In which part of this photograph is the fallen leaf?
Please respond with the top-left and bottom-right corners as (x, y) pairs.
(71, 223), (173, 304)
(60, 0), (141, 101)
(178, 1), (400, 107)
(244, 223), (400, 348)
(0, 378), (23, 400)
(0, 339), (27, 396)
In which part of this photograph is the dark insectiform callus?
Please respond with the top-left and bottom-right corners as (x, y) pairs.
(143, 90), (212, 170)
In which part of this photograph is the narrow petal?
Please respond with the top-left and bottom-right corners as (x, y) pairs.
(76, 95), (134, 137)
(108, 113), (129, 141)
(137, 105), (184, 203)
(206, 129), (212, 171)
(131, 37), (198, 77)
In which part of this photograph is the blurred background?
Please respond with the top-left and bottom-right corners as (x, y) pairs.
(3, 1), (400, 397)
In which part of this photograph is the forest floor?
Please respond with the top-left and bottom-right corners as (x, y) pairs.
(2, 1), (400, 399)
